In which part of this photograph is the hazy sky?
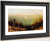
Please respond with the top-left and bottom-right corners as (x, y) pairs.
(8, 9), (43, 14)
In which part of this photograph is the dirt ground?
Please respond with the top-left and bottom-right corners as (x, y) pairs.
(8, 25), (43, 32)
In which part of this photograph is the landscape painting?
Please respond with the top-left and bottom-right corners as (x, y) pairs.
(2, 2), (49, 39)
(8, 9), (43, 32)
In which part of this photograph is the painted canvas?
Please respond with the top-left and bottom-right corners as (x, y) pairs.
(8, 9), (43, 32)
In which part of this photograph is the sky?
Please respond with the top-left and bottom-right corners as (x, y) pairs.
(8, 9), (43, 14)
